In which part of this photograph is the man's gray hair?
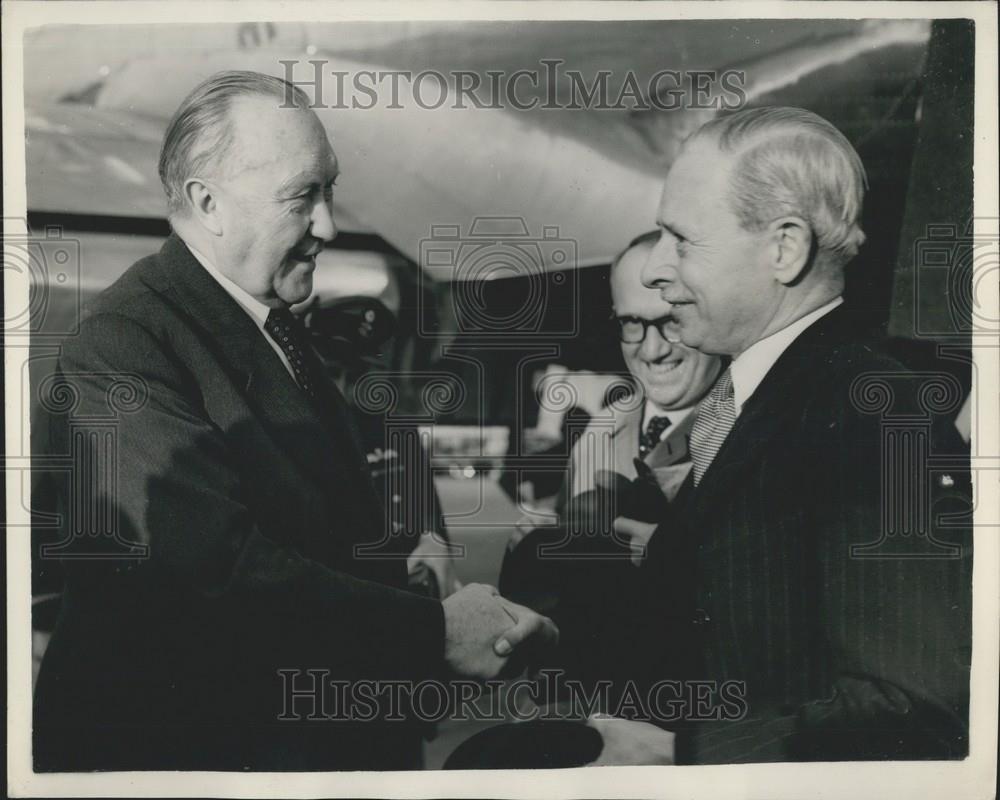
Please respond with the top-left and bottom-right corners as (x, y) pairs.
(691, 106), (868, 262)
(158, 70), (311, 216)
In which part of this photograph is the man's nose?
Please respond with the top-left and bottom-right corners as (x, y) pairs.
(311, 196), (338, 243)
(641, 236), (678, 289)
(639, 323), (671, 359)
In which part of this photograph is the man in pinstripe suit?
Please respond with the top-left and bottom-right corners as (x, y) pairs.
(592, 107), (971, 764)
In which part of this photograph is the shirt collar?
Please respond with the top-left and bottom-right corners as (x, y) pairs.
(185, 242), (273, 330)
(730, 296), (843, 414)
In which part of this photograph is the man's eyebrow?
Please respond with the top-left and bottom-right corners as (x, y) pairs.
(276, 168), (339, 197)
(275, 171), (312, 197)
(657, 220), (689, 240)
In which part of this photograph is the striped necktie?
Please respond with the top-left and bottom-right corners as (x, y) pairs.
(689, 367), (736, 485)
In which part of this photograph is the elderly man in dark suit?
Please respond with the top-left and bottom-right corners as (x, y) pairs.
(32, 70), (556, 771)
(592, 106), (972, 764)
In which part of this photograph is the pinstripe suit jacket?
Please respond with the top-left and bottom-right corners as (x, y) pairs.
(625, 305), (972, 762)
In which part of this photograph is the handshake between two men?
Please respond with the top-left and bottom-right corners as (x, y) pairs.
(31, 70), (971, 771)
(439, 583), (676, 767)
(442, 583), (559, 680)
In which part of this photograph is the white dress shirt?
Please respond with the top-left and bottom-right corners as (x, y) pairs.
(185, 243), (298, 383)
(730, 297), (843, 416)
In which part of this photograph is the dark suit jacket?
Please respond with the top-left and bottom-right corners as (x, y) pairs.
(609, 305), (972, 762)
(33, 235), (445, 771)
(499, 396), (696, 688)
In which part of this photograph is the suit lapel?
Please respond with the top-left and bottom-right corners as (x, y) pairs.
(150, 235), (354, 493)
(646, 410), (695, 469)
(688, 305), (858, 512)
(644, 412), (695, 502)
(614, 406), (642, 477)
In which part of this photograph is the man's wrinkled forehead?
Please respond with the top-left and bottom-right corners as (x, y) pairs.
(612, 242), (654, 282)
(611, 242), (660, 303)
(659, 138), (735, 220)
(223, 96), (336, 178)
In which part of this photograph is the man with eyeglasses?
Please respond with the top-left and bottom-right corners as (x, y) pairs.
(506, 232), (721, 565)
(574, 230), (722, 512)
(500, 233), (720, 701)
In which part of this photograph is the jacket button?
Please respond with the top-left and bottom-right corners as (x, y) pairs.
(692, 608), (711, 626)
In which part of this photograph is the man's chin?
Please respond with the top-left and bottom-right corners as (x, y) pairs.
(642, 373), (694, 408)
(675, 326), (707, 353)
(277, 279), (315, 307)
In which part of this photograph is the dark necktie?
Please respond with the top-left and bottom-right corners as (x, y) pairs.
(639, 414), (672, 457)
(263, 309), (322, 398)
(264, 307), (372, 471)
(689, 366), (736, 485)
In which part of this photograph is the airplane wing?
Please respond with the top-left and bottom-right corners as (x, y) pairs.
(24, 19), (931, 275)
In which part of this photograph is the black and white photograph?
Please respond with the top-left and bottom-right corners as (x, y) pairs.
(3, 2), (998, 798)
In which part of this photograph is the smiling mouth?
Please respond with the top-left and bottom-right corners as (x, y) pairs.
(646, 359), (683, 374)
(292, 239), (324, 262)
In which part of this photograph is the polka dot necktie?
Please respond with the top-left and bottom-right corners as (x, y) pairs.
(639, 415), (672, 457)
(264, 309), (374, 483)
(263, 309), (321, 398)
(689, 366), (736, 485)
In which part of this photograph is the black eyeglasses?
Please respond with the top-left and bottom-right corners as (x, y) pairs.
(613, 314), (678, 344)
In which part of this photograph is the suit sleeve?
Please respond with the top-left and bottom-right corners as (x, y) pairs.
(53, 312), (446, 682)
(683, 380), (972, 763)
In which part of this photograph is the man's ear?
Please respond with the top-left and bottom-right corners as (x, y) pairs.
(768, 216), (813, 285)
(182, 178), (223, 236)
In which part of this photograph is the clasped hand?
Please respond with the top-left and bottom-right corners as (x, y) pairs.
(442, 583), (558, 680)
